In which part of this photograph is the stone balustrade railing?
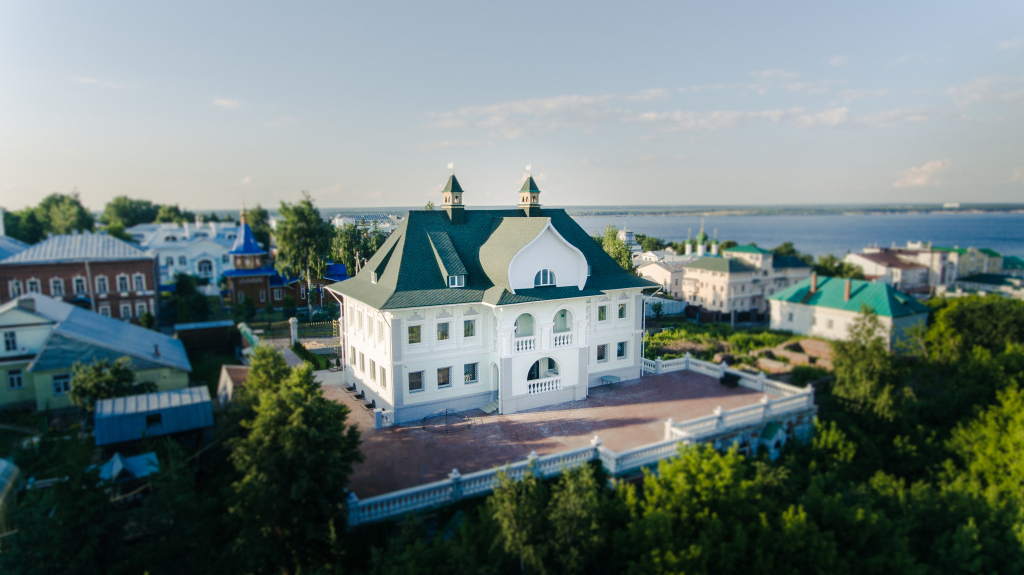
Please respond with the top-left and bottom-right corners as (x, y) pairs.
(514, 336), (537, 353)
(345, 352), (817, 527)
(527, 376), (562, 395)
(553, 332), (573, 348)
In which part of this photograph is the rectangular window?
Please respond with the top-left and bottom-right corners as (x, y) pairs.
(617, 341), (628, 359)
(118, 276), (129, 292)
(52, 374), (71, 396)
(827, 319), (834, 329)
(8, 280), (23, 298)
(98, 305), (111, 317)
(448, 275), (464, 288)
(134, 275), (145, 291)
(359, 352), (365, 372)
(787, 312), (793, 322)
(74, 277), (86, 294)
(50, 278), (65, 297)
(96, 276), (108, 293)
(7, 369), (24, 390)
(26, 279), (40, 293)
(618, 303), (627, 319)
(274, 289), (282, 301)
(464, 319), (475, 338)
(136, 302), (148, 317)
(437, 322), (450, 341)
(380, 367), (387, 389)
(597, 344), (608, 362)
(368, 320), (374, 340)
(222, 254), (230, 263)
(408, 325), (421, 344)
(408, 370), (424, 392)
(350, 346), (356, 365)
(464, 362), (479, 384)
(166, 257), (174, 266)
(3, 331), (15, 352)
(437, 367), (452, 388)
(377, 321), (384, 343)
(259, 290), (266, 303)
(370, 360), (376, 381)
(120, 304), (132, 319)
(598, 305), (607, 322)
(300, 286), (306, 299)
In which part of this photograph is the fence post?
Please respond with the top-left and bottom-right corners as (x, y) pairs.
(760, 395), (769, 422)
(449, 468), (462, 502)
(664, 418), (674, 440)
(373, 408), (384, 429)
(719, 361), (728, 379)
(714, 406), (723, 430)
(757, 371), (767, 392)
(347, 492), (361, 526)
(684, 351), (691, 371)
(289, 317), (299, 346)
(655, 357), (664, 374)
(808, 384), (816, 407)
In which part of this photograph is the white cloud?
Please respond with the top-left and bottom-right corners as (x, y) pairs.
(628, 88), (671, 101)
(74, 77), (122, 88)
(999, 37), (1024, 50)
(213, 98), (241, 109)
(238, 176), (252, 185)
(829, 55), (848, 67)
(677, 83), (729, 94)
(894, 159), (952, 188)
(836, 88), (890, 102)
(419, 140), (494, 150)
(427, 93), (627, 138)
(747, 69), (836, 95)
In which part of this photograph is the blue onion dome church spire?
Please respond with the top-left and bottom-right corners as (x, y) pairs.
(230, 203), (267, 270)
(441, 172), (466, 224)
(518, 173), (542, 217)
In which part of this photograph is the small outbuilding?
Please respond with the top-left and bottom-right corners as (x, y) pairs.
(94, 387), (214, 446)
(217, 364), (250, 405)
(93, 452), (160, 483)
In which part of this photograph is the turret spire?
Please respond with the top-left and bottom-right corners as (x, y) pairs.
(518, 174), (542, 217)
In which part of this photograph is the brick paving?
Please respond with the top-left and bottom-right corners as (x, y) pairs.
(320, 370), (766, 498)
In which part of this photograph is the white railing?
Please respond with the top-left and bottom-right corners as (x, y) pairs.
(527, 376), (562, 395)
(347, 353), (818, 527)
(514, 336), (537, 353)
(552, 332), (573, 348)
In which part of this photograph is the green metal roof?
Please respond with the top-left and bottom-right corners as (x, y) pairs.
(723, 244), (772, 255)
(772, 255), (811, 269)
(979, 248), (1002, 258)
(685, 256), (756, 273)
(1003, 255), (1024, 270)
(768, 276), (930, 318)
(519, 176), (541, 193)
(443, 174), (464, 194)
(326, 208), (656, 310)
(933, 246), (968, 255)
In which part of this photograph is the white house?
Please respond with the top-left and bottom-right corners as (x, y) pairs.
(128, 221), (240, 289)
(325, 175), (657, 424)
(768, 274), (930, 350)
(330, 214), (403, 234)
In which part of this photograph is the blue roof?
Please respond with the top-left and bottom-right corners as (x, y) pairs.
(94, 387), (213, 446)
(0, 236), (28, 260)
(93, 452), (160, 482)
(323, 263), (347, 282)
(223, 267), (274, 278)
(228, 222), (266, 255)
(0, 231), (150, 264)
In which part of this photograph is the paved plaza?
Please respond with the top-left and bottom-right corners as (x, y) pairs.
(320, 370), (767, 498)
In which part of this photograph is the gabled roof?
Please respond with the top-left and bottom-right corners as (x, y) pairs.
(326, 208), (655, 310)
(0, 295), (191, 373)
(94, 452), (159, 482)
(979, 248), (1002, 258)
(768, 276), (930, 318)
(520, 176), (541, 193)
(428, 231), (467, 277)
(0, 235), (28, 260)
(723, 244), (772, 255)
(0, 232), (150, 264)
(1003, 255), (1024, 270)
(685, 256), (756, 273)
(443, 174), (464, 193)
(772, 255), (812, 269)
(228, 222), (266, 255)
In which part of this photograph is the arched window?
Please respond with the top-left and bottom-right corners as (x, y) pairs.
(534, 269), (556, 287)
(527, 358), (559, 381)
(514, 313), (534, 337)
(197, 260), (213, 277)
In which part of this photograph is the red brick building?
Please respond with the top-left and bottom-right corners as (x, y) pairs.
(0, 231), (158, 322)
(222, 213), (308, 310)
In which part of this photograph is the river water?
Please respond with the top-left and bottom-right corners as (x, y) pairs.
(572, 212), (1024, 258)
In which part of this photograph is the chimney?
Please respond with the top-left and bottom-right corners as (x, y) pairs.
(16, 297), (35, 313)
(810, 272), (818, 294)
(844, 279), (851, 301)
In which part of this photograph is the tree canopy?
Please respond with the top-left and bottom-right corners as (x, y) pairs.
(274, 192), (335, 290)
(68, 357), (157, 412)
(594, 225), (635, 273)
(3, 192), (94, 243)
(99, 196), (161, 228)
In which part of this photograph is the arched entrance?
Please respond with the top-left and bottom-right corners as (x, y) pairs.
(526, 357), (561, 395)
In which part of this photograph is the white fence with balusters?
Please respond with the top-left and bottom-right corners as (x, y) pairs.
(346, 354), (816, 527)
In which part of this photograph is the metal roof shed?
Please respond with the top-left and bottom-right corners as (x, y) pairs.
(94, 387), (214, 446)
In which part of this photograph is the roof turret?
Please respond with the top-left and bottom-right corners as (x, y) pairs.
(518, 176), (542, 216)
(229, 222), (266, 255)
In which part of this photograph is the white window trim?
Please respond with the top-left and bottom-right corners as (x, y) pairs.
(73, 276), (87, 295)
(25, 278), (41, 294)
(437, 366), (453, 389)
(95, 275), (109, 294)
(597, 343), (609, 363)
(120, 303), (133, 319)
(133, 273), (146, 291)
(464, 362), (479, 384)
(98, 305), (111, 317)
(49, 277), (66, 297)
(7, 369), (24, 390)
(463, 318), (477, 339)
(7, 280), (23, 299)
(436, 321), (451, 342)
(407, 323), (424, 346)
(116, 274), (130, 293)
(408, 370), (425, 393)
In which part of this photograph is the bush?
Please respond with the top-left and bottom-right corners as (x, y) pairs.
(291, 342), (328, 370)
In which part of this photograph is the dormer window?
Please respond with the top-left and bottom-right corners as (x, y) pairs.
(448, 275), (465, 288)
(534, 269), (556, 287)
(370, 272), (378, 284)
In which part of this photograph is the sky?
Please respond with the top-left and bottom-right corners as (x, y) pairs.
(1, 1), (1023, 211)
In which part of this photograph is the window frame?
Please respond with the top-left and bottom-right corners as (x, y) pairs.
(437, 321), (450, 342)
(463, 319), (476, 338)
(7, 280), (23, 298)
(7, 369), (24, 390)
(597, 343), (608, 363)
(117, 274), (130, 293)
(380, 367), (387, 389)
(533, 269), (556, 287)
(73, 277), (87, 294)
(464, 362), (479, 384)
(448, 275), (465, 288)
(617, 341), (628, 359)
(26, 279), (41, 294)
(359, 352), (365, 372)
(136, 302), (148, 318)
(133, 273), (146, 291)
(598, 305), (608, 322)
(3, 331), (16, 352)
(120, 304), (133, 319)
(437, 366), (452, 389)
(407, 324), (423, 345)
(370, 359), (377, 381)
(408, 370), (424, 393)
(50, 278), (65, 297)
(96, 276), (108, 294)
(52, 374), (71, 396)
(98, 305), (111, 317)
(618, 303), (627, 319)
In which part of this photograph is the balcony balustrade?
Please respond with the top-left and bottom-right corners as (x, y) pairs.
(514, 336), (537, 353)
(527, 376), (561, 395)
(552, 332), (573, 348)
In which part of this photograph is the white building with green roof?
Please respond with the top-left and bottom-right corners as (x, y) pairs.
(768, 274), (930, 349)
(325, 175), (658, 424)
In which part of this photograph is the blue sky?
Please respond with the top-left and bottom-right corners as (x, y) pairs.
(1, 1), (1022, 210)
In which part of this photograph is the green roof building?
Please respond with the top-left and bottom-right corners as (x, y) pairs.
(768, 274), (929, 349)
(326, 175), (658, 423)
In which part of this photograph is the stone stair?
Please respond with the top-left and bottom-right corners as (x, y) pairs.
(480, 399), (499, 414)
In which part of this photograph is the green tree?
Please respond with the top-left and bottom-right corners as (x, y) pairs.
(275, 192), (335, 313)
(652, 300), (664, 319)
(488, 468), (548, 572)
(596, 225), (635, 273)
(102, 222), (134, 242)
(99, 196), (161, 227)
(424, 200), (435, 211)
(546, 464), (604, 575)
(169, 272), (210, 323)
(139, 309), (156, 329)
(634, 233), (665, 252)
(830, 306), (907, 420)
(719, 239), (738, 251)
(228, 363), (363, 575)
(772, 242), (814, 264)
(241, 345), (292, 399)
(34, 192), (95, 235)
(3, 209), (45, 244)
(68, 357), (157, 413)
(154, 204), (196, 224)
(814, 254), (865, 279)
(246, 204), (272, 251)
(332, 222), (363, 275)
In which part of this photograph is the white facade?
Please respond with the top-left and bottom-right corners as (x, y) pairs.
(344, 289), (646, 424)
(128, 222), (239, 287)
(769, 299), (926, 350)
(330, 214), (402, 234)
